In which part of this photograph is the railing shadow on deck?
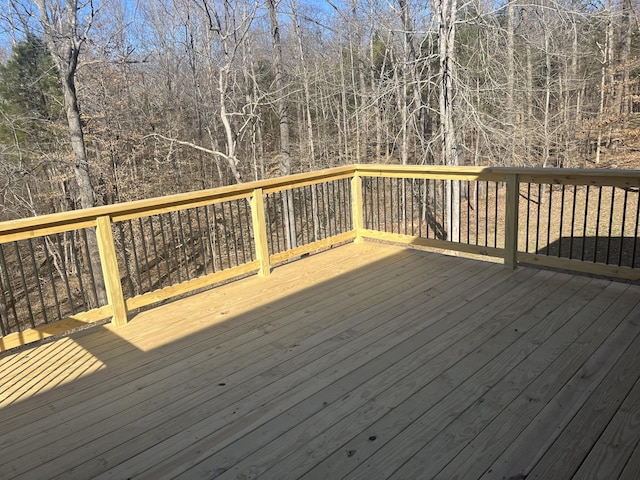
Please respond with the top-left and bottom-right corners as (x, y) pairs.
(537, 236), (640, 269)
(0, 247), (407, 403)
(0, 246), (500, 479)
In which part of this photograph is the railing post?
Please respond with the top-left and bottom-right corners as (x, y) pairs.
(351, 172), (364, 243)
(95, 215), (128, 327)
(251, 188), (271, 276)
(504, 173), (519, 269)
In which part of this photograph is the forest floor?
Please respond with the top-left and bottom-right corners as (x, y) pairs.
(583, 115), (640, 170)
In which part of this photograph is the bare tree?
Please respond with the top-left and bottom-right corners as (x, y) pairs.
(267, 0), (297, 249)
(20, 0), (107, 304)
(435, 0), (460, 241)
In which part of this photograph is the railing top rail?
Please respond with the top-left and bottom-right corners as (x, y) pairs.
(0, 165), (357, 241)
(3, 163), (640, 241)
(354, 164), (640, 178)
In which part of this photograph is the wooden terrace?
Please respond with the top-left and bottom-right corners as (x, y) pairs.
(2, 165), (640, 479)
(2, 242), (640, 479)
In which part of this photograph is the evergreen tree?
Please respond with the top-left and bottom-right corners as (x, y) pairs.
(0, 34), (63, 150)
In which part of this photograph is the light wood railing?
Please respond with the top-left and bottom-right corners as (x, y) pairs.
(1, 165), (639, 350)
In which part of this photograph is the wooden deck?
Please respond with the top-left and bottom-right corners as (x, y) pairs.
(2, 242), (640, 480)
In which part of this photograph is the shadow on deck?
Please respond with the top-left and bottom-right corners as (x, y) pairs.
(1, 242), (640, 480)
(538, 235), (640, 269)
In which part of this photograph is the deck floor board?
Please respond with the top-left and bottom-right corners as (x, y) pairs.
(1, 242), (640, 480)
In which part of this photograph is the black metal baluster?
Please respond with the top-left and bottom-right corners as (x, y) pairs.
(546, 185), (553, 256)
(220, 202), (233, 268)
(594, 187), (603, 263)
(126, 220), (143, 296)
(433, 179), (438, 239)
(331, 180), (344, 234)
(313, 183), (322, 239)
(196, 207), (213, 275)
(459, 181), (463, 243)
(147, 216), (164, 288)
(443, 180), (448, 240)
(134, 218), (152, 290)
(398, 178), (403, 235)
(619, 189), (628, 267)
(117, 221), (135, 299)
(331, 181), (339, 234)
(569, 185), (577, 259)
(382, 177), (388, 232)
(156, 215), (174, 286)
(0, 244), (19, 332)
(466, 181), (470, 244)
(0, 246), (10, 335)
(559, 185), (566, 258)
(389, 178), (394, 234)
(369, 178), (375, 230)
(80, 229), (100, 307)
(228, 200), (240, 265)
(27, 238), (48, 324)
(535, 184), (542, 253)
(340, 179), (346, 233)
(267, 195), (277, 254)
(582, 186), (590, 262)
(300, 186), (308, 245)
(606, 187), (616, 264)
(281, 191), (291, 248)
(632, 191), (640, 268)
(484, 181), (489, 247)
(494, 182), (499, 247)
(475, 180), (479, 245)
(15, 242), (36, 327)
(376, 177), (381, 230)
(402, 177), (406, 234)
(525, 183), (531, 253)
(323, 184), (331, 237)
(208, 204), (222, 272)
(184, 207), (201, 278)
(176, 211), (191, 277)
(362, 179), (369, 229)
(234, 200), (247, 265)
(41, 236), (62, 320)
(69, 231), (88, 311)
(167, 212), (183, 283)
(410, 179), (415, 236)
(243, 199), (255, 260)
(55, 234), (75, 316)
(343, 179), (350, 232)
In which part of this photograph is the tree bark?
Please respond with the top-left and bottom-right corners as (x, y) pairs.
(267, 0), (296, 250)
(34, 0), (106, 305)
(436, 0), (460, 241)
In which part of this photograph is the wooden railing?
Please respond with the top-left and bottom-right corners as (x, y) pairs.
(1, 165), (639, 350)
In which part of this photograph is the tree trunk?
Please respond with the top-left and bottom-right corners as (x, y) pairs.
(267, 0), (296, 250)
(436, 0), (460, 241)
(506, 0), (515, 164)
(34, 0), (107, 306)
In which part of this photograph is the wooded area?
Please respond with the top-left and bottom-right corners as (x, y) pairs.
(0, 0), (639, 222)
